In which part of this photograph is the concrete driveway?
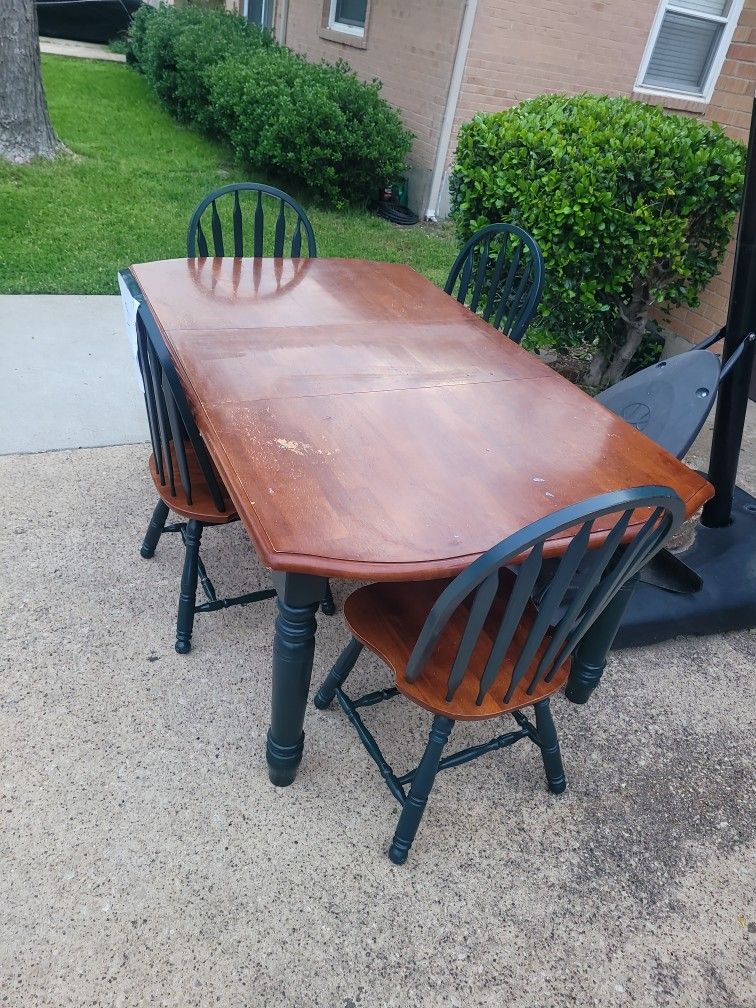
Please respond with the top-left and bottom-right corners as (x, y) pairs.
(0, 296), (753, 1007)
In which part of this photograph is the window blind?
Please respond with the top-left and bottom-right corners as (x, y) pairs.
(643, 11), (723, 93)
(671, 0), (729, 16)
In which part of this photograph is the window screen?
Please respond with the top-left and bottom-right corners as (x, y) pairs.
(333, 0), (367, 29)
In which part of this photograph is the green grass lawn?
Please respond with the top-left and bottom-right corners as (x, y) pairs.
(0, 56), (456, 294)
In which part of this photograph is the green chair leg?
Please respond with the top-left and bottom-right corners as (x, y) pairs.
(534, 698), (566, 794)
(141, 500), (169, 558)
(314, 638), (363, 709)
(321, 581), (336, 616)
(389, 715), (454, 866)
(175, 519), (203, 654)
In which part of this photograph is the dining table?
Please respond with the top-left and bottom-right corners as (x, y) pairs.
(127, 255), (713, 786)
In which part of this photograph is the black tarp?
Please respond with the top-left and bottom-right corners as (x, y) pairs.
(37, 0), (141, 45)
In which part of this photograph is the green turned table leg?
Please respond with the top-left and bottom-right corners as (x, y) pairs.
(266, 571), (328, 786)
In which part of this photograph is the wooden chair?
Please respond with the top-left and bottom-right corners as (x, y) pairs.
(137, 304), (281, 653)
(140, 183), (334, 627)
(187, 182), (317, 259)
(314, 486), (684, 864)
(444, 223), (545, 344)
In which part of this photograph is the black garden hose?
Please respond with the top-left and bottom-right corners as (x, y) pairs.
(376, 201), (419, 225)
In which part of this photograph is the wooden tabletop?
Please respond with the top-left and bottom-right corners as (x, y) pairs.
(131, 257), (713, 580)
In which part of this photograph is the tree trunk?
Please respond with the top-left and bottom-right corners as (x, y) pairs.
(586, 279), (651, 388)
(0, 0), (61, 163)
(584, 349), (609, 388)
(602, 312), (649, 386)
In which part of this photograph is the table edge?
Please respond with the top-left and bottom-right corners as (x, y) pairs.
(232, 482), (714, 581)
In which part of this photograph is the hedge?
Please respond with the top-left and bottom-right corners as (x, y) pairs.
(127, 5), (412, 206)
(127, 5), (271, 131)
(452, 94), (745, 386)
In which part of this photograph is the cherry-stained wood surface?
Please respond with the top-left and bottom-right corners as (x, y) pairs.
(148, 443), (237, 525)
(343, 575), (572, 721)
(130, 257), (713, 580)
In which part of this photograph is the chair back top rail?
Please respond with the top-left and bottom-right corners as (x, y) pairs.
(444, 223), (545, 344)
(186, 183), (317, 260)
(406, 486), (685, 707)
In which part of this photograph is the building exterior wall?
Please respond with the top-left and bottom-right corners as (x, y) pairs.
(449, 0), (756, 345)
(278, 1), (463, 212)
(231, 0), (754, 347)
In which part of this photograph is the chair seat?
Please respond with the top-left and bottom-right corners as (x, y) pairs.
(149, 443), (237, 524)
(344, 572), (571, 720)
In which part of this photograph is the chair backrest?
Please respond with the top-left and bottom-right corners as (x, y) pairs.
(405, 487), (684, 707)
(595, 333), (755, 460)
(136, 303), (227, 515)
(444, 223), (545, 343)
(186, 183), (317, 259)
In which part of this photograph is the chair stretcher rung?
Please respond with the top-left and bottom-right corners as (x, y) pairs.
(352, 686), (400, 709)
(397, 726), (531, 785)
(194, 588), (276, 613)
(336, 683), (542, 802)
(336, 688), (407, 805)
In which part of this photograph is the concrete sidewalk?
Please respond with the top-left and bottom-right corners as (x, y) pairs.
(0, 295), (147, 454)
(39, 36), (126, 63)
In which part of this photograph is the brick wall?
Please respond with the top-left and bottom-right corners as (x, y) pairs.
(449, 0), (756, 346)
(279, 1), (463, 211)
(234, 0), (754, 345)
(454, 0), (659, 124)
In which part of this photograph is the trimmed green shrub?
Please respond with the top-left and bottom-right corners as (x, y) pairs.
(207, 51), (411, 206)
(452, 95), (745, 386)
(127, 5), (271, 130)
(124, 3), (155, 67)
(126, 4), (412, 207)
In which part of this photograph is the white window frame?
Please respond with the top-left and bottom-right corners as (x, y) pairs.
(328, 0), (367, 37)
(635, 0), (745, 103)
(243, 0), (273, 29)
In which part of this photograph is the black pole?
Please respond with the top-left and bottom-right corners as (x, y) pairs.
(701, 95), (756, 528)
